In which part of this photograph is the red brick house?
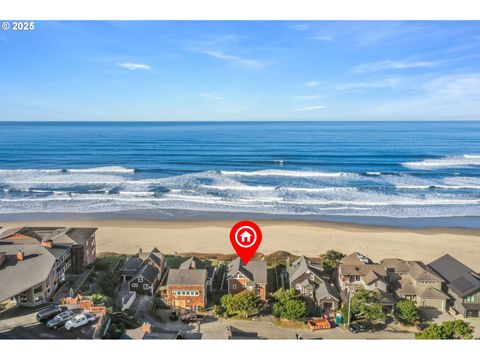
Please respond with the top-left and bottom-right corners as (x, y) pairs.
(165, 269), (207, 310)
(226, 257), (267, 301)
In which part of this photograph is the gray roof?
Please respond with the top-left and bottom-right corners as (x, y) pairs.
(131, 263), (159, 284)
(167, 269), (207, 286)
(429, 254), (480, 297)
(120, 256), (143, 272)
(139, 247), (164, 268)
(227, 258), (267, 284)
(0, 244), (55, 302)
(288, 256), (324, 284)
(179, 256), (206, 270)
(381, 258), (412, 273)
(315, 281), (340, 301)
(408, 262), (443, 282)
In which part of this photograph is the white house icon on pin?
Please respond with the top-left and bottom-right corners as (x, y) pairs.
(240, 230), (252, 243)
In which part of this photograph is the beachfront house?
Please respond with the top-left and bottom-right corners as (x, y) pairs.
(337, 252), (395, 312)
(0, 227), (97, 307)
(179, 256), (215, 292)
(127, 248), (165, 295)
(287, 256), (339, 311)
(227, 257), (267, 301)
(429, 254), (480, 318)
(165, 269), (207, 310)
(381, 258), (449, 312)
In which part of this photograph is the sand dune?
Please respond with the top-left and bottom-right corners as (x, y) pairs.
(1, 219), (479, 270)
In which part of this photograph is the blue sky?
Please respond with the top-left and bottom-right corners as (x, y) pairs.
(1, 21), (480, 121)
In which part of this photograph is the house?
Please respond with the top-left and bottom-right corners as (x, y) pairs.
(0, 227), (97, 306)
(128, 263), (160, 295)
(287, 256), (339, 311)
(338, 252), (389, 292)
(337, 252), (395, 312)
(120, 256), (143, 282)
(226, 257), (267, 301)
(429, 254), (480, 318)
(381, 258), (449, 312)
(127, 248), (165, 295)
(179, 256), (215, 292)
(165, 269), (207, 310)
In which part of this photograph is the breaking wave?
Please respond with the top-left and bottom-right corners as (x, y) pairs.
(403, 155), (480, 170)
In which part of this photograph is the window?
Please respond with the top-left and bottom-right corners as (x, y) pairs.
(310, 274), (315, 281)
(295, 284), (301, 290)
(465, 295), (476, 303)
(194, 291), (199, 296)
(232, 284), (237, 290)
(138, 277), (143, 283)
(355, 276), (361, 282)
(143, 284), (149, 290)
(33, 285), (43, 294)
(132, 283), (138, 288)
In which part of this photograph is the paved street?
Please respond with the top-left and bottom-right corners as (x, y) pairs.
(147, 310), (415, 339)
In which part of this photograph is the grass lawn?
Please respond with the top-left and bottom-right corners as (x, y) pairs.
(164, 255), (188, 269)
(94, 255), (125, 272)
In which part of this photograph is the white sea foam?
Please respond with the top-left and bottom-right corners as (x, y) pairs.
(403, 155), (480, 170)
(67, 166), (135, 173)
(220, 169), (349, 178)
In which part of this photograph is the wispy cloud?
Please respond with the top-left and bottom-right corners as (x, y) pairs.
(353, 59), (440, 74)
(199, 92), (223, 100)
(337, 77), (404, 90)
(200, 49), (265, 68)
(293, 105), (327, 112)
(312, 35), (334, 42)
(118, 62), (151, 71)
(291, 95), (325, 101)
(304, 81), (320, 88)
(291, 24), (310, 31)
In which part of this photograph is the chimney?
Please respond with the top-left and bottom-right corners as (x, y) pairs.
(141, 322), (151, 334)
(41, 239), (53, 248)
(16, 250), (25, 261)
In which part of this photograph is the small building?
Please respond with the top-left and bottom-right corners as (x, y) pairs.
(287, 256), (339, 311)
(120, 257), (143, 282)
(226, 257), (267, 301)
(429, 254), (480, 318)
(165, 269), (207, 310)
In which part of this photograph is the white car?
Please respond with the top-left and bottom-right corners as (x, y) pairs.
(64, 312), (96, 331)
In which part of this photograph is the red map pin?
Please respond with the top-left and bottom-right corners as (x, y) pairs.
(229, 220), (262, 265)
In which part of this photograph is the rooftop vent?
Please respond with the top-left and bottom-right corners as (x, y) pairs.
(16, 250), (25, 261)
(41, 239), (53, 249)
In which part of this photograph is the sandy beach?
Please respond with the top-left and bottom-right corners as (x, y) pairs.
(0, 218), (479, 270)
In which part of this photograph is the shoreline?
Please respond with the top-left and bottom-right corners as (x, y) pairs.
(1, 210), (480, 229)
(1, 217), (479, 270)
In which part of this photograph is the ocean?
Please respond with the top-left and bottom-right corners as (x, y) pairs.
(1, 121), (480, 226)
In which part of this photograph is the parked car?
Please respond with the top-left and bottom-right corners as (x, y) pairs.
(64, 312), (96, 330)
(36, 305), (66, 322)
(46, 310), (76, 329)
(181, 313), (206, 323)
(169, 311), (178, 321)
(348, 322), (375, 334)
